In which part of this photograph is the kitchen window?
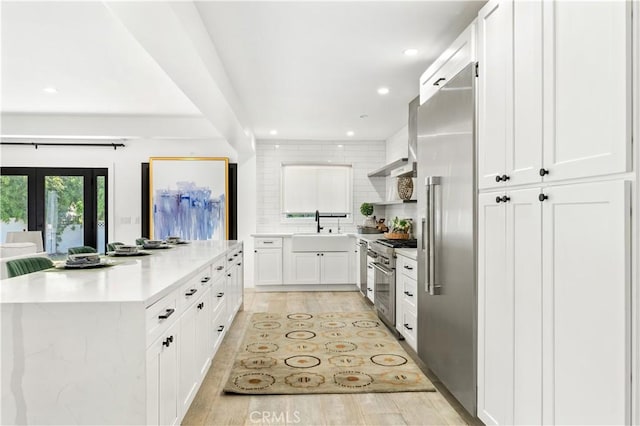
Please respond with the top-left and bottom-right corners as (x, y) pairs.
(281, 164), (352, 219)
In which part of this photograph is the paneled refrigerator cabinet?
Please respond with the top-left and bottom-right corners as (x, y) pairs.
(476, 0), (633, 424)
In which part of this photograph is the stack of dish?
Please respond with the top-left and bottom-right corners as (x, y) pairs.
(66, 253), (101, 267)
(115, 245), (139, 255)
(165, 236), (181, 244)
(143, 240), (168, 249)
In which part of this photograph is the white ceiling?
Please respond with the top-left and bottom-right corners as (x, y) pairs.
(1, 1), (484, 142)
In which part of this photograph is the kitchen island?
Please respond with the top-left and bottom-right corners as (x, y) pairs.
(1, 240), (244, 425)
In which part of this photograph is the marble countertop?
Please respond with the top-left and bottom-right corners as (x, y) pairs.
(0, 240), (242, 307)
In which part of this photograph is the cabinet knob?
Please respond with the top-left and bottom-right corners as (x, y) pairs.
(495, 174), (510, 182)
(539, 193), (549, 202)
(495, 175), (502, 183)
(237, 262), (242, 266)
(254, 250), (257, 253)
(317, 253), (320, 256)
(501, 196), (510, 203)
(539, 168), (549, 176)
(495, 196), (502, 204)
(227, 273), (231, 277)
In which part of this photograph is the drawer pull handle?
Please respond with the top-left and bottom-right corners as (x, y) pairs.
(227, 273), (231, 277)
(234, 254), (238, 257)
(158, 308), (175, 320)
(197, 302), (204, 310)
(367, 288), (372, 292)
(217, 325), (225, 332)
(216, 266), (224, 271)
(217, 292), (224, 298)
(228, 258), (233, 261)
(404, 323), (413, 331)
(263, 241), (274, 244)
(404, 291), (414, 297)
(201, 276), (211, 283)
(185, 288), (198, 296)
(237, 262), (242, 266)
(433, 77), (446, 86)
(404, 265), (413, 270)
(239, 250), (243, 254)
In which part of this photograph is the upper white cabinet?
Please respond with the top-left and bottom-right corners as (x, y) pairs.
(542, 1), (632, 182)
(478, 0), (632, 189)
(420, 22), (476, 106)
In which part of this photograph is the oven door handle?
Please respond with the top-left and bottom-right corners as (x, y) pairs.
(372, 262), (394, 276)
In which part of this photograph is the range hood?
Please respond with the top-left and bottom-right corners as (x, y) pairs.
(366, 95), (419, 178)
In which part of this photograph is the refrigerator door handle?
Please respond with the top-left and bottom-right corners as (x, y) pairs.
(426, 176), (441, 295)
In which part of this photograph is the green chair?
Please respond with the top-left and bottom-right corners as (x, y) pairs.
(68, 246), (97, 255)
(106, 242), (124, 252)
(6, 257), (54, 278)
(135, 238), (148, 246)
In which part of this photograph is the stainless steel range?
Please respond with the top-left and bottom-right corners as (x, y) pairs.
(370, 238), (417, 330)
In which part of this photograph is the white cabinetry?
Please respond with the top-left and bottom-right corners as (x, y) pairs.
(254, 238), (283, 285)
(146, 321), (179, 426)
(395, 254), (418, 352)
(478, 0), (632, 190)
(478, 181), (630, 425)
(420, 22), (476, 105)
(289, 252), (349, 284)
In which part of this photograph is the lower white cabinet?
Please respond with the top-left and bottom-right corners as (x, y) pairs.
(395, 255), (418, 351)
(254, 247), (282, 285)
(146, 321), (179, 426)
(366, 260), (375, 302)
(478, 181), (630, 425)
(289, 251), (349, 284)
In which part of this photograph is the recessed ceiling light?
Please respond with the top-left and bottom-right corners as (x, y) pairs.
(338, 144), (344, 148)
(346, 131), (354, 137)
(269, 129), (278, 135)
(275, 144), (280, 149)
(377, 87), (389, 95)
(403, 48), (418, 56)
(43, 87), (58, 94)
(359, 114), (368, 119)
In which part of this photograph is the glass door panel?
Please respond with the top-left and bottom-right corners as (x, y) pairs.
(0, 175), (29, 242)
(44, 175), (84, 257)
(97, 175), (106, 252)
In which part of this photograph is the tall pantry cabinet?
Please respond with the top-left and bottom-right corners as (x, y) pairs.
(476, 0), (633, 424)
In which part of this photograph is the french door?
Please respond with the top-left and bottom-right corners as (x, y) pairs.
(0, 167), (108, 255)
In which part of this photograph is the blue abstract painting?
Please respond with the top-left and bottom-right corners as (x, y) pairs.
(150, 158), (227, 241)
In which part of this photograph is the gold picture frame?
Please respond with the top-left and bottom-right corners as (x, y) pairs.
(149, 157), (229, 241)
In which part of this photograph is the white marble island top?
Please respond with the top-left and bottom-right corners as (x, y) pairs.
(0, 240), (241, 307)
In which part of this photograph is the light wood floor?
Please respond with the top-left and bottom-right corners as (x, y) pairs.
(182, 290), (470, 426)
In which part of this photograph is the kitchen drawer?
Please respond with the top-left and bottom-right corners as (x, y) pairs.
(399, 256), (417, 281)
(210, 277), (226, 317)
(254, 237), (283, 249)
(146, 290), (178, 347)
(399, 274), (417, 311)
(211, 305), (227, 352)
(177, 266), (210, 311)
(401, 309), (418, 352)
(211, 257), (225, 281)
(225, 249), (241, 270)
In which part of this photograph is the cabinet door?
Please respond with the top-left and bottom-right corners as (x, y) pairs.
(542, 2), (631, 181)
(179, 300), (198, 416)
(510, 0), (543, 186)
(508, 188), (542, 425)
(541, 180), (630, 425)
(477, 192), (511, 426)
(290, 252), (320, 284)
(254, 248), (282, 285)
(320, 252), (349, 284)
(146, 322), (179, 426)
(477, 0), (513, 189)
(196, 287), (212, 380)
(355, 246), (361, 288)
(366, 262), (375, 303)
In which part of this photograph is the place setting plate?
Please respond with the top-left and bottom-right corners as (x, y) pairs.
(53, 259), (117, 270)
(106, 250), (152, 257)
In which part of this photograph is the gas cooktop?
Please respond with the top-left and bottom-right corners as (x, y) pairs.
(374, 239), (418, 249)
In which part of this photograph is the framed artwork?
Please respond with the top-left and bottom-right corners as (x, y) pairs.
(149, 157), (228, 241)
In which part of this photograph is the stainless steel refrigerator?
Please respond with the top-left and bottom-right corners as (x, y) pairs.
(416, 62), (477, 416)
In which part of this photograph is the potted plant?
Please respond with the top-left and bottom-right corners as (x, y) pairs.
(360, 202), (376, 228)
(385, 217), (412, 239)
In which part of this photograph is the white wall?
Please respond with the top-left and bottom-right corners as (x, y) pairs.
(0, 138), (237, 244)
(237, 153), (256, 287)
(255, 139), (386, 234)
(386, 125), (408, 161)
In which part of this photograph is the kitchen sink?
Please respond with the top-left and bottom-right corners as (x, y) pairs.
(291, 234), (351, 252)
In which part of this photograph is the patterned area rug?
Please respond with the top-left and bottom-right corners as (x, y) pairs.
(223, 311), (436, 394)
